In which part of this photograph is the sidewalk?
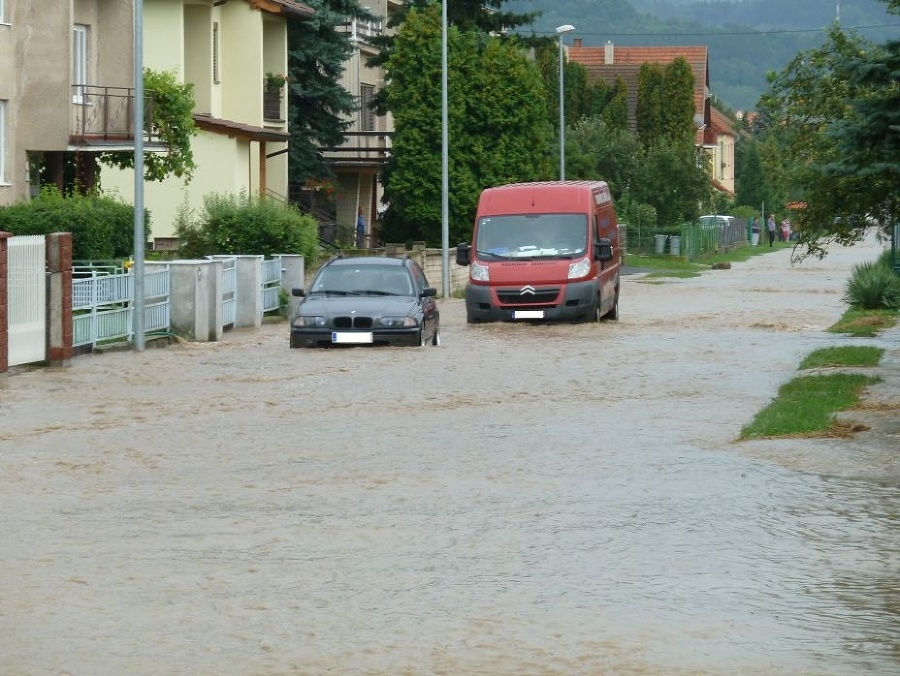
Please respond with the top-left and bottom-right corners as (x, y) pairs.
(740, 321), (900, 484)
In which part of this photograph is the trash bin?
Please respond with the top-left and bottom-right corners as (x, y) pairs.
(669, 235), (681, 256)
(654, 234), (667, 254)
(751, 232), (760, 246)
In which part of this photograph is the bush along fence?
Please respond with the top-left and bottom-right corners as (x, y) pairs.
(622, 218), (749, 260)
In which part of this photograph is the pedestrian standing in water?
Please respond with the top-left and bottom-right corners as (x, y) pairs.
(766, 214), (777, 247)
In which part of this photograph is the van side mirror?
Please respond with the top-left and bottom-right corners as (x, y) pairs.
(456, 242), (471, 266)
(291, 288), (306, 297)
(595, 238), (614, 262)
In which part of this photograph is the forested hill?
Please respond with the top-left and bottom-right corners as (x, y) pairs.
(514, 0), (900, 110)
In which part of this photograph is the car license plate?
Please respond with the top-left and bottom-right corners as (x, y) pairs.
(513, 310), (544, 320)
(332, 332), (373, 344)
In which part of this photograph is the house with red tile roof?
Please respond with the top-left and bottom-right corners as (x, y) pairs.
(567, 39), (736, 196)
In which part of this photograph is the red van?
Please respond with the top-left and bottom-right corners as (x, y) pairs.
(456, 181), (620, 323)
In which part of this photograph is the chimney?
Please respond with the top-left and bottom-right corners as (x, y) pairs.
(574, 38), (582, 48)
(605, 40), (614, 64)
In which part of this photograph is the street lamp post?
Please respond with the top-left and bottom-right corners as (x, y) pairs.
(556, 24), (575, 181)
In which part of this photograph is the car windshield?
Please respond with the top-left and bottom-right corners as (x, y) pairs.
(475, 214), (588, 259)
(310, 265), (414, 296)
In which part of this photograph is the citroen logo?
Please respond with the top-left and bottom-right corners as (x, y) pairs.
(520, 285), (536, 296)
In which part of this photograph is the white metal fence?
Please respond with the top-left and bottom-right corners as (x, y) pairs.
(73, 266), (170, 348)
(262, 257), (283, 313)
(7, 235), (46, 366)
(71, 256), (285, 349)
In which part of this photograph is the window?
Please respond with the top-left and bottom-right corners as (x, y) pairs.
(0, 100), (6, 183)
(0, 0), (6, 24)
(72, 24), (88, 102)
(359, 84), (375, 131)
(213, 22), (220, 84)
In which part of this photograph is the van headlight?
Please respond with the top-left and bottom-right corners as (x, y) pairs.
(471, 261), (490, 282)
(567, 257), (591, 279)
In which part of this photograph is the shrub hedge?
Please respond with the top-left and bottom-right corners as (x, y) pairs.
(0, 187), (147, 260)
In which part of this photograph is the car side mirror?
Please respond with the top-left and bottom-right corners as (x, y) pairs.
(291, 288), (306, 297)
(456, 242), (471, 266)
(421, 287), (437, 297)
(594, 238), (613, 262)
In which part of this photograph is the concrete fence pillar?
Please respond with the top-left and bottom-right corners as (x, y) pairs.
(167, 260), (223, 342)
(279, 254), (305, 320)
(234, 255), (263, 329)
(0, 232), (10, 376)
(46, 232), (73, 366)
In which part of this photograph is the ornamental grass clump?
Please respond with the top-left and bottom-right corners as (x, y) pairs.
(843, 254), (900, 310)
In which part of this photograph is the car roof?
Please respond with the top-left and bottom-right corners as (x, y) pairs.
(327, 256), (408, 268)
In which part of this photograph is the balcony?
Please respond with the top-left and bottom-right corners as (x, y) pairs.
(320, 131), (392, 168)
(70, 85), (159, 147)
(337, 18), (384, 44)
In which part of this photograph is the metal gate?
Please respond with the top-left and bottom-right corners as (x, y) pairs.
(8, 235), (47, 366)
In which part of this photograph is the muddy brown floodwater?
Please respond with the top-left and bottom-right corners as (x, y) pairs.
(1, 233), (898, 675)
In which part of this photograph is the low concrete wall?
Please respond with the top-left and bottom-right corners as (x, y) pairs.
(304, 246), (467, 297)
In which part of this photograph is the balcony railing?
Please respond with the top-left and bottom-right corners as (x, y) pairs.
(263, 85), (283, 121)
(337, 18), (384, 43)
(70, 85), (158, 145)
(320, 131), (392, 166)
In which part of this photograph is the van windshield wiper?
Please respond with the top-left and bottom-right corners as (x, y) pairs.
(476, 249), (509, 259)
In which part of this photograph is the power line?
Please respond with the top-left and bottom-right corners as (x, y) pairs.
(535, 22), (900, 39)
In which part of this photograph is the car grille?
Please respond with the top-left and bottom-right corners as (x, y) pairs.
(496, 287), (561, 305)
(333, 316), (374, 329)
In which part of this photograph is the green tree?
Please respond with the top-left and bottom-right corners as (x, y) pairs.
(100, 69), (197, 182)
(631, 139), (711, 227)
(734, 137), (769, 211)
(661, 57), (696, 143)
(380, 6), (551, 245)
(635, 63), (664, 147)
(758, 19), (897, 255)
(286, 0), (376, 184)
(566, 117), (643, 200)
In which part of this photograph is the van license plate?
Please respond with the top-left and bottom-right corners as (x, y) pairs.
(514, 310), (544, 320)
(332, 332), (373, 344)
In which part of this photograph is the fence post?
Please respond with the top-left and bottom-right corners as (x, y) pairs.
(46, 233), (74, 366)
(0, 232), (10, 376)
(234, 255), (263, 329)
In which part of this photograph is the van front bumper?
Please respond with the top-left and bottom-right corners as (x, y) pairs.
(465, 280), (599, 322)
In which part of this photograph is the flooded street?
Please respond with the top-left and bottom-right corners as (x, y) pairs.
(1, 236), (898, 674)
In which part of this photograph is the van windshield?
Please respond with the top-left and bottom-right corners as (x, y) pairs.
(475, 214), (588, 259)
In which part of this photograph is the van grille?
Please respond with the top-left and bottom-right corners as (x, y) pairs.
(496, 287), (561, 305)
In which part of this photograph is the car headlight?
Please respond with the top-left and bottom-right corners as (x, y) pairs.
(568, 256), (591, 280)
(471, 261), (490, 282)
(293, 315), (326, 328)
(378, 316), (418, 328)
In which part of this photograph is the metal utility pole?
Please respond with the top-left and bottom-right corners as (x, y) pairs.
(133, 0), (145, 350)
(441, 0), (450, 296)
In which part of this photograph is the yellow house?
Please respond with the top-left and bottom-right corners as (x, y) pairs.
(103, 0), (313, 250)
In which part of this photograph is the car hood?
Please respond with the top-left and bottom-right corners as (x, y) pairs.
(298, 295), (420, 316)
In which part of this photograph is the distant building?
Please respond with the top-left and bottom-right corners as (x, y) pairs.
(567, 39), (736, 196)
